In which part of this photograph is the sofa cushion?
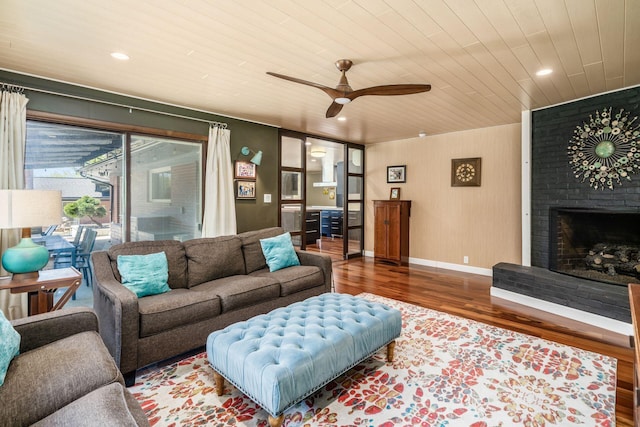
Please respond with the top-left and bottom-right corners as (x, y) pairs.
(237, 226), (285, 274)
(0, 309), (20, 386)
(184, 236), (245, 287)
(109, 240), (188, 289)
(260, 232), (301, 272)
(31, 383), (143, 427)
(0, 331), (122, 426)
(251, 265), (324, 296)
(137, 288), (221, 338)
(117, 252), (171, 298)
(193, 275), (280, 312)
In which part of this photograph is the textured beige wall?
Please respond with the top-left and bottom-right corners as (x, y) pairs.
(365, 123), (522, 269)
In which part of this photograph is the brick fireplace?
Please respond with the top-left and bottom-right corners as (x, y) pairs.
(549, 207), (640, 287)
(493, 86), (640, 327)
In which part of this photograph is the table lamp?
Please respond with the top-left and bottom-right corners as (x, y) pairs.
(0, 190), (62, 274)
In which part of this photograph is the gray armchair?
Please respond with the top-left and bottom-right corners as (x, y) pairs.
(1, 307), (148, 427)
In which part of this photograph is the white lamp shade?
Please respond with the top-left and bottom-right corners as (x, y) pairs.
(0, 190), (62, 229)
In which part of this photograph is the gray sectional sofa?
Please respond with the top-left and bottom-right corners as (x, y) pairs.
(1, 307), (148, 426)
(91, 227), (333, 385)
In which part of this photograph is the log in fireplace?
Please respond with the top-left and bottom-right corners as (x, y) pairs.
(549, 207), (640, 287)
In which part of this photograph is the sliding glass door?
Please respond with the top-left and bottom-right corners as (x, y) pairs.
(25, 121), (203, 249)
(25, 121), (124, 245)
(129, 135), (202, 242)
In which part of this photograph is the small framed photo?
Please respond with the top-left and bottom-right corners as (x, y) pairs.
(236, 180), (256, 199)
(387, 165), (406, 183)
(451, 157), (482, 187)
(389, 187), (401, 200)
(235, 161), (257, 179)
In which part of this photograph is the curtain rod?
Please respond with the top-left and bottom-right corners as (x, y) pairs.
(0, 83), (25, 94)
(0, 81), (227, 128)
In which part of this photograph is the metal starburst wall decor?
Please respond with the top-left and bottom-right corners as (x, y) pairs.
(567, 107), (640, 190)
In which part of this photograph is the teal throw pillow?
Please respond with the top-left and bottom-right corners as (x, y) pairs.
(260, 232), (301, 272)
(117, 252), (171, 298)
(0, 309), (20, 386)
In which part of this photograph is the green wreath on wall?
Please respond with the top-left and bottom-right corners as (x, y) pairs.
(567, 107), (640, 190)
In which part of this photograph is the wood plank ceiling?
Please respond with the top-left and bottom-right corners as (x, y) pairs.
(1, 0), (639, 144)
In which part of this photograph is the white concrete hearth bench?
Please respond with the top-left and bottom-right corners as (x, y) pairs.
(206, 293), (402, 427)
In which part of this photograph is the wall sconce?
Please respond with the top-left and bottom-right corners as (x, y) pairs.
(240, 146), (263, 165)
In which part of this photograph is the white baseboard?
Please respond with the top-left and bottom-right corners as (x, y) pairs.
(491, 287), (633, 337)
(362, 251), (492, 277)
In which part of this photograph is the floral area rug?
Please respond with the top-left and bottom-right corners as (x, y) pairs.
(129, 293), (617, 426)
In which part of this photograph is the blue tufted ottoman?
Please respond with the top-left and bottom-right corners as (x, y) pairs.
(206, 293), (402, 427)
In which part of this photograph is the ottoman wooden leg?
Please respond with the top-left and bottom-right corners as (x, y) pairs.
(268, 414), (284, 427)
(387, 340), (396, 362)
(214, 371), (224, 395)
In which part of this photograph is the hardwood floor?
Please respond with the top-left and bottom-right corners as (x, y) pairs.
(325, 255), (633, 426)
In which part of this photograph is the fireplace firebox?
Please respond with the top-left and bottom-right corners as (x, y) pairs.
(549, 207), (640, 287)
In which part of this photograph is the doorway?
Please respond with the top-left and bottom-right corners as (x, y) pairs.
(279, 131), (364, 261)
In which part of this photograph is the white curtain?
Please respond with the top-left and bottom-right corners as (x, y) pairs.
(201, 125), (237, 237)
(0, 87), (29, 319)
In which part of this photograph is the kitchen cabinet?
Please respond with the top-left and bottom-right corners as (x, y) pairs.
(373, 200), (411, 266)
(320, 210), (343, 238)
(305, 210), (320, 244)
(320, 210), (331, 237)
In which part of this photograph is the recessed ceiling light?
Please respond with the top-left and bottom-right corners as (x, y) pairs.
(536, 68), (552, 76)
(337, 117), (346, 122)
(110, 52), (130, 61)
(418, 131), (427, 138)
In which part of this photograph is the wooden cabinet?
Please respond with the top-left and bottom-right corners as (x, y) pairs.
(373, 200), (411, 266)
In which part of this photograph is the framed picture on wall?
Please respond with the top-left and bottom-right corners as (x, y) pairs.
(387, 165), (406, 183)
(235, 161), (257, 179)
(236, 180), (256, 199)
(389, 187), (401, 200)
(451, 157), (481, 187)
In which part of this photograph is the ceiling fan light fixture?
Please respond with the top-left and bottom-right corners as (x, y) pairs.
(266, 59), (431, 118)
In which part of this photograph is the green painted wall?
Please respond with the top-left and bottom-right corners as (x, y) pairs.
(0, 70), (279, 233)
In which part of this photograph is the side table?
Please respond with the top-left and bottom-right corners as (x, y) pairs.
(0, 267), (82, 316)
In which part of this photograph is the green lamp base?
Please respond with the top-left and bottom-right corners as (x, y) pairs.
(1, 238), (50, 274)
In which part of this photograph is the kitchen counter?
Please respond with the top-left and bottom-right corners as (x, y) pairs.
(309, 205), (341, 210)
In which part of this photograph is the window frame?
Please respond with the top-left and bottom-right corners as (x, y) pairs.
(26, 111), (208, 243)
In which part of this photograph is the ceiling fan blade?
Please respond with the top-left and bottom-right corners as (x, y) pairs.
(326, 102), (344, 118)
(348, 84), (432, 100)
(268, 61), (431, 119)
(266, 72), (341, 99)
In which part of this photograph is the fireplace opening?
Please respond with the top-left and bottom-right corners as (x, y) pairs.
(549, 207), (640, 287)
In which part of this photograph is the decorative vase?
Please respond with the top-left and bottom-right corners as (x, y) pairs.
(1, 238), (49, 274)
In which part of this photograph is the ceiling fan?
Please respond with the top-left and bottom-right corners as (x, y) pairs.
(267, 59), (431, 118)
